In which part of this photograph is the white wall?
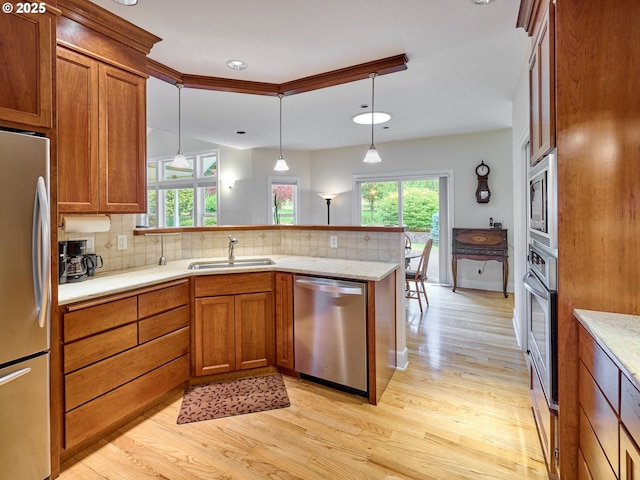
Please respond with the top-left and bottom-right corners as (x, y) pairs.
(308, 129), (515, 292)
(249, 149), (312, 225)
(511, 45), (533, 350)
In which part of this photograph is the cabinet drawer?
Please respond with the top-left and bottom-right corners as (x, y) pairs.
(65, 327), (190, 411)
(64, 323), (138, 374)
(621, 423), (640, 480)
(65, 354), (189, 450)
(139, 305), (190, 344)
(64, 297), (137, 342)
(621, 375), (640, 448)
(579, 407), (617, 480)
(138, 281), (189, 318)
(579, 361), (619, 472)
(195, 272), (273, 297)
(579, 324), (620, 413)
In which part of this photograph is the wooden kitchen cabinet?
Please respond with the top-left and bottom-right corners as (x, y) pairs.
(60, 280), (190, 456)
(578, 324), (621, 480)
(57, 46), (147, 213)
(193, 273), (275, 376)
(0, 5), (57, 129)
(526, 0), (555, 165)
(274, 272), (295, 371)
(621, 425), (640, 480)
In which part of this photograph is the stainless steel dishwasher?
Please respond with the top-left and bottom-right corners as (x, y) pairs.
(293, 275), (367, 393)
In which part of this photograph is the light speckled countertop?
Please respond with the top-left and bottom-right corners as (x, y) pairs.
(574, 309), (640, 390)
(58, 255), (400, 306)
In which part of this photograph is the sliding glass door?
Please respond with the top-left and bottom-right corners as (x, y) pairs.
(356, 175), (443, 283)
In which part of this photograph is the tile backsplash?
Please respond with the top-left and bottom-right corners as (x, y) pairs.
(59, 215), (404, 275)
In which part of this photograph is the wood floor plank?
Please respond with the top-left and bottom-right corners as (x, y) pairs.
(59, 286), (547, 479)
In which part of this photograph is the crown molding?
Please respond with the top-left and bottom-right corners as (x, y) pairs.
(147, 54), (408, 97)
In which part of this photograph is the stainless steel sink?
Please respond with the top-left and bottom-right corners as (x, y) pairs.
(188, 258), (275, 270)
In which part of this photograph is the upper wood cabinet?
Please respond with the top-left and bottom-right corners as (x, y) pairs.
(0, 6), (58, 129)
(528, 1), (555, 164)
(57, 47), (147, 213)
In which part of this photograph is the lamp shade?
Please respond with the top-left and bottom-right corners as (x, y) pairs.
(274, 156), (289, 171)
(363, 146), (382, 164)
(172, 152), (189, 169)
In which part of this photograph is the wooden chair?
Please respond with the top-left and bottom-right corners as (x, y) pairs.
(405, 239), (433, 313)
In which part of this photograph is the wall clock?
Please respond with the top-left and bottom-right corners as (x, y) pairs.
(475, 160), (491, 203)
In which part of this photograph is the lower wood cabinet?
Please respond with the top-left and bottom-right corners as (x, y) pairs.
(60, 280), (190, 455)
(274, 272), (294, 371)
(577, 322), (640, 480)
(193, 273), (275, 376)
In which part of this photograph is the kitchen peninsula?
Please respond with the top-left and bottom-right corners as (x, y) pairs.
(57, 251), (400, 460)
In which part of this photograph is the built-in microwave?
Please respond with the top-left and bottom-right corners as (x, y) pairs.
(528, 150), (557, 251)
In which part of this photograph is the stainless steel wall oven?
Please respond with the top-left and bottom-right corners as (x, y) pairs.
(524, 242), (558, 409)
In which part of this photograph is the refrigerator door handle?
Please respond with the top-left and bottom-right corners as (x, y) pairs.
(0, 367), (31, 387)
(32, 176), (51, 329)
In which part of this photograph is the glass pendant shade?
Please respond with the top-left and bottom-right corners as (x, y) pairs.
(171, 83), (189, 168)
(363, 73), (382, 164)
(274, 94), (289, 171)
(363, 145), (382, 164)
(172, 152), (189, 168)
(274, 156), (289, 172)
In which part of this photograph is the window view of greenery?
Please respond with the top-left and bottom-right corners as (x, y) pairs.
(360, 178), (439, 247)
(146, 152), (218, 227)
(272, 183), (296, 224)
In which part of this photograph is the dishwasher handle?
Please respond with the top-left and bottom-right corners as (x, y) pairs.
(295, 278), (364, 295)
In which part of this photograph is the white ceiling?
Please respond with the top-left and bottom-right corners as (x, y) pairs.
(89, 0), (529, 151)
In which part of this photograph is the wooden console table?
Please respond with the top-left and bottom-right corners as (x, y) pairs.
(451, 228), (509, 298)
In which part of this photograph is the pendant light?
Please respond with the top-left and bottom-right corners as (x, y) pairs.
(363, 73), (382, 164)
(274, 93), (290, 172)
(172, 83), (189, 169)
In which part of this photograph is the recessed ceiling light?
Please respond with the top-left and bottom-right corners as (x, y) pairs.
(226, 60), (248, 71)
(352, 112), (391, 125)
(472, 0), (494, 4)
(112, 0), (138, 5)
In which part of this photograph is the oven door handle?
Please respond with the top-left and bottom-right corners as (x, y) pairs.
(523, 272), (549, 301)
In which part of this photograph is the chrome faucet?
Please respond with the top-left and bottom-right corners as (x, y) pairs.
(228, 235), (238, 262)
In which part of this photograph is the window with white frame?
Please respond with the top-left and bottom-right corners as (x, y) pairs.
(269, 177), (299, 225)
(146, 151), (219, 227)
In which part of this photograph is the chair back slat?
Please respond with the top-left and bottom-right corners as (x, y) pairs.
(415, 239), (433, 279)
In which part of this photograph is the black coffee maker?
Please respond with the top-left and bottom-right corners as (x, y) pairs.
(59, 240), (88, 283)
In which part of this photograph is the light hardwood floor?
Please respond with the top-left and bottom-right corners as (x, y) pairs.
(58, 286), (548, 480)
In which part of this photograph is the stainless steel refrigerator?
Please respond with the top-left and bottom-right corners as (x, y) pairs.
(0, 129), (51, 480)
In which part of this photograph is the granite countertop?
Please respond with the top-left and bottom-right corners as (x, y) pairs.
(574, 309), (640, 391)
(58, 255), (400, 306)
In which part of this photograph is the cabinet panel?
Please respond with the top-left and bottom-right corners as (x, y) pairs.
(65, 354), (189, 450)
(195, 272), (273, 297)
(138, 305), (189, 344)
(194, 296), (236, 375)
(63, 296), (137, 342)
(579, 407), (618, 480)
(64, 323), (137, 374)
(579, 361), (619, 473)
(621, 424), (640, 480)
(275, 272), (294, 370)
(138, 281), (189, 319)
(0, 10), (53, 127)
(65, 327), (189, 411)
(621, 375), (640, 447)
(236, 292), (274, 371)
(98, 64), (146, 213)
(578, 448), (594, 480)
(57, 47), (99, 212)
(579, 324), (620, 413)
